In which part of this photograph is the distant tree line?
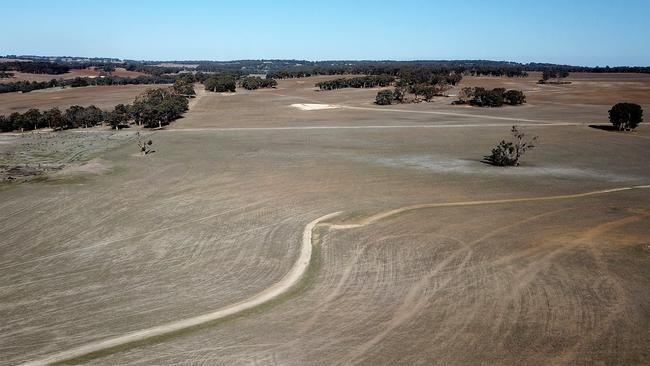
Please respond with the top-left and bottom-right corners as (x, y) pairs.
(1, 106), (104, 132)
(454, 87), (526, 107)
(0, 74), (186, 94)
(398, 68), (463, 86)
(465, 68), (529, 77)
(240, 76), (278, 90)
(4, 58), (650, 81)
(526, 63), (650, 74)
(0, 61), (70, 74)
(316, 75), (395, 90)
(0, 80), (194, 132)
(132, 59), (650, 76)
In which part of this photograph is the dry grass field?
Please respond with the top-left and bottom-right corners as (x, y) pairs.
(0, 73), (649, 365)
(0, 68), (147, 84)
(0, 85), (167, 115)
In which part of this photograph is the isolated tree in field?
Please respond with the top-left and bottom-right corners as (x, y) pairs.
(375, 90), (394, 105)
(485, 126), (538, 166)
(608, 103), (643, 131)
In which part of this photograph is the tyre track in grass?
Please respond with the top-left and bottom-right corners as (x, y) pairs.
(20, 184), (649, 365)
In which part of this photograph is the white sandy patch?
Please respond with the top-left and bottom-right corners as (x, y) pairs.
(290, 103), (339, 111)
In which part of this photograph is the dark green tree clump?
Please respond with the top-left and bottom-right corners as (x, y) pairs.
(455, 87), (526, 107)
(316, 75), (395, 90)
(0, 61), (70, 74)
(204, 74), (236, 92)
(375, 88), (408, 105)
(0, 105), (106, 132)
(172, 79), (196, 96)
(240, 76), (278, 90)
(485, 126), (538, 166)
(539, 70), (570, 84)
(0, 83), (194, 132)
(375, 90), (395, 105)
(503, 90), (527, 105)
(106, 104), (131, 130)
(409, 83), (448, 101)
(608, 103), (643, 131)
(131, 88), (189, 128)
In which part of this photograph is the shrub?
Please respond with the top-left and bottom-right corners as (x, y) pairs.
(375, 90), (394, 105)
(485, 126), (538, 166)
(608, 103), (643, 131)
(240, 76), (277, 90)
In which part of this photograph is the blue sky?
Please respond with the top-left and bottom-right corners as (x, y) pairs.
(1, 0), (648, 66)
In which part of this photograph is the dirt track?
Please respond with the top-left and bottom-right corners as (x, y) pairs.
(20, 212), (341, 366)
(1, 73), (650, 365)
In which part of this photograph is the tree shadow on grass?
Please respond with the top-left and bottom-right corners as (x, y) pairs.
(480, 156), (518, 167)
(588, 124), (620, 132)
(588, 124), (637, 132)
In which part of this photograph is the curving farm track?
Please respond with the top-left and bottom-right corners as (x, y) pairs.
(18, 185), (650, 365)
(2, 73), (650, 365)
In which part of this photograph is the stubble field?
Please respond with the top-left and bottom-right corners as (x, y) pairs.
(1, 73), (649, 365)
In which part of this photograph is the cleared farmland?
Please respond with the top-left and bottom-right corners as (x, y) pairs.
(0, 85), (167, 115)
(1, 73), (649, 365)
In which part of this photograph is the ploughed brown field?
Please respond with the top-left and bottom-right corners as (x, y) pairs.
(0, 73), (649, 365)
